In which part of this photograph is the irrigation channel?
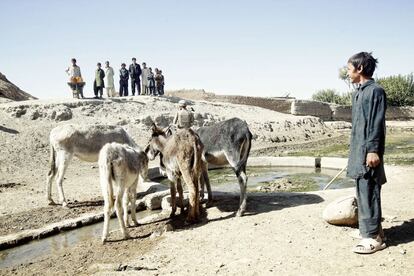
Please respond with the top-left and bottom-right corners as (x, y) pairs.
(0, 160), (354, 268)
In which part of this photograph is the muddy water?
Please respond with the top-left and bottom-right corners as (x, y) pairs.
(0, 210), (160, 268)
(215, 166), (354, 192)
(160, 166), (355, 192)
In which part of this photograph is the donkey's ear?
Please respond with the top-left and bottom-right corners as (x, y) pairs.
(150, 122), (157, 132)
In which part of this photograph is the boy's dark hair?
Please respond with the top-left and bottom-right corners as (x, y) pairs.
(71, 58), (76, 63)
(348, 52), (378, 77)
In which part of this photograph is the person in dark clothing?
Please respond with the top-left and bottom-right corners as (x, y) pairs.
(93, 62), (105, 98)
(147, 67), (155, 95)
(159, 70), (165, 95)
(119, 63), (129, 96)
(129, 57), (142, 95)
(346, 52), (387, 254)
(154, 68), (164, 96)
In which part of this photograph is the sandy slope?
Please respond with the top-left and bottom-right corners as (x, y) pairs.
(0, 72), (37, 101)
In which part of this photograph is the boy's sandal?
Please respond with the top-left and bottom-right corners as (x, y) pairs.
(353, 238), (386, 254)
(349, 229), (387, 241)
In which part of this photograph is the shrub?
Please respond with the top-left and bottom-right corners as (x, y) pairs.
(376, 74), (414, 106)
(312, 89), (351, 105)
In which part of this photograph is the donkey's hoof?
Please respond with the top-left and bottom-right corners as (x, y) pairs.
(102, 238), (107, 244)
(235, 210), (244, 217)
(47, 199), (56, 206)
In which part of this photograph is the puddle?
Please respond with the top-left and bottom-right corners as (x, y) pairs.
(160, 166), (354, 193)
(0, 210), (160, 269)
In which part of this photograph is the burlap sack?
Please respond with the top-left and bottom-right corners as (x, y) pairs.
(322, 195), (358, 226)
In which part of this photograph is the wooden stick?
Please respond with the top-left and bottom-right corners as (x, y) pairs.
(323, 166), (347, 190)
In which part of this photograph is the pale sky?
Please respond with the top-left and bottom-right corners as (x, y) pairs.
(1, 0), (413, 99)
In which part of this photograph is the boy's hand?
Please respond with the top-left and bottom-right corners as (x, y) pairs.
(366, 152), (380, 168)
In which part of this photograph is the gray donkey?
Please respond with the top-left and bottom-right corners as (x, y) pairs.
(46, 124), (137, 207)
(163, 118), (252, 216)
(197, 118), (252, 216)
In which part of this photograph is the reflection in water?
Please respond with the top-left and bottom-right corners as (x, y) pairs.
(158, 166), (354, 192)
(196, 166), (354, 193)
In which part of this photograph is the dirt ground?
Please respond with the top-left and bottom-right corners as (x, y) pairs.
(0, 97), (413, 275)
(0, 96), (333, 234)
(1, 166), (413, 276)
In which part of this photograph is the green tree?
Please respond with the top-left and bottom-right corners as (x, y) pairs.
(338, 65), (357, 92)
(338, 66), (351, 91)
(376, 73), (414, 106)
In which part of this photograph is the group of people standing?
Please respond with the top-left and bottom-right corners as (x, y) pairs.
(119, 58), (165, 97)
(66, 58), (164, 99)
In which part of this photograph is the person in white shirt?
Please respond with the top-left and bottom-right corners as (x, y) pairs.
(66, 58), (82, 80)
(105, 61), (116, 97)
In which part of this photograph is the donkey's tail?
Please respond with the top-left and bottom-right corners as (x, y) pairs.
(47, 144), (56, 177)
(99, 148), (115, 210)
(236, 128), (252, 174)
(193, 138), (201, 172)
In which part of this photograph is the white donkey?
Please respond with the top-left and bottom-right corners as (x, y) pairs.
(46, 124), (137, 207)
(99, 142), (148, 243)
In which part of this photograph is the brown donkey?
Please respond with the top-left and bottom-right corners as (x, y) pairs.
(145, 123), (203, 222)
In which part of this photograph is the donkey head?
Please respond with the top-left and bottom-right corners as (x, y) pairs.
(145, 123), (165, 160)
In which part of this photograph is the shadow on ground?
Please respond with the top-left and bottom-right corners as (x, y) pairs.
(168, 191), (324, 231)
(0, 126), (19, 134)
(384, 219), (414, 247)
(67, 199), (104, 208)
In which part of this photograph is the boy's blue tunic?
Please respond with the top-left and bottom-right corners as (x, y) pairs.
(346, 79), (387, 184)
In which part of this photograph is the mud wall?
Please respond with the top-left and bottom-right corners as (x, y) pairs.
(290, 100), (332, 120)
(386, 106), (414, 120)
(166, 90), (414, 121)
(166, 90), (293, 114)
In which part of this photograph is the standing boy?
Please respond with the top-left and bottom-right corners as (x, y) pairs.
(346, 52), (387, 254)
(129, 57), (142, 95)
(147, 67), (155, 96)
(141, 62), (149, 95)
(94, 62), (105, 99)
(119, 63), (129, 96)
(159, 70), (165, 95)
(154, 68), (164, 96)
(65, 58), (84, 98)
(105, 61), (116, 97)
